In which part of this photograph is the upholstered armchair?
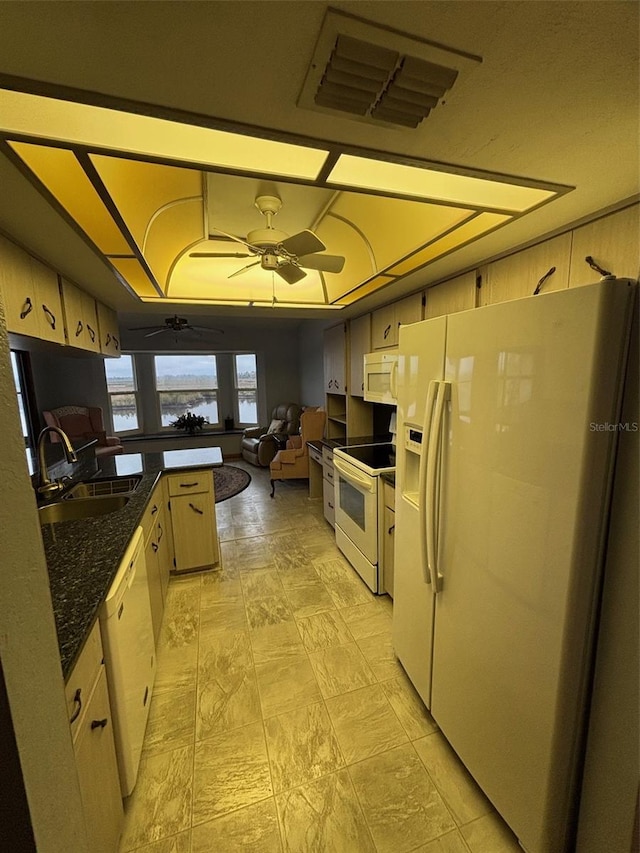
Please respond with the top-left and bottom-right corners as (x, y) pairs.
(269, 409), (326, 497)
(43, 406), (124, 458)
(241, 402), (302, 467)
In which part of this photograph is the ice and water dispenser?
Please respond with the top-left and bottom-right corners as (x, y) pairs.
(402, 425), (423, 506)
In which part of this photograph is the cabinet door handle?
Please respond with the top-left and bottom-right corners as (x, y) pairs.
(69, 688), (82, 724)
(328, 501), (334, 509)
(157, 523), (163, 542)
(113, 336), (120, 350)
(189, 502), (204, 515)
(91, 718), (108, 730)
(75, 320), (83, 337)
(388, 524), (395, 534)
(152, 542), (159, 552)
(383, 324), (391, 339)
(42, 304), (56, 329)
(180, 482), (199, 488)
(151, 504), (158, 515)
(87, 324), (96, 343)
(20, 297), (33, 319)
(105, 333), (111, 346)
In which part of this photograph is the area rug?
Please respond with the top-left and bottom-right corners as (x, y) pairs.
(213, 464), (251, 502)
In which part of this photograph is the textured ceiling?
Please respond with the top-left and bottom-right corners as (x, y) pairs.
(0, 1), (637, 323)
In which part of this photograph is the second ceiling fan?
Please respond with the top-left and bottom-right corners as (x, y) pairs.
(189, 195), (345, 284)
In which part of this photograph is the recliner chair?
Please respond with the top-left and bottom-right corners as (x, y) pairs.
(42, 405), (124, 458)
(241, 402), (302, 467)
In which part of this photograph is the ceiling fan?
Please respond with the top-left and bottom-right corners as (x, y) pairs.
(189, 195), (346, 284)
(129, 315), (225, 338)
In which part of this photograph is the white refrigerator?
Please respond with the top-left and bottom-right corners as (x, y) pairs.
(392, 278), (635, 853)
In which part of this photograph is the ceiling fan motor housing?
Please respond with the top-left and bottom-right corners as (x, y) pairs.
(246, 227), (289, 247)
(261, 252), (280, 270)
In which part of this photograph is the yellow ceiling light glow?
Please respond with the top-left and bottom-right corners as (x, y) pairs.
(0, 88), (328, 180)
(327, 154), (557, 212)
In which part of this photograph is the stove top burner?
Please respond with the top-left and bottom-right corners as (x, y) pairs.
(335, 442), (396, 473)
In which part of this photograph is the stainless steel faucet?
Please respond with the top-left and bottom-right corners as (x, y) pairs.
(37, 426), (78, 499)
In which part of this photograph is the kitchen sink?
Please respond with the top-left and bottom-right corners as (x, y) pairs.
(64, 475), (142, 499)
(38, 495), (130, 525)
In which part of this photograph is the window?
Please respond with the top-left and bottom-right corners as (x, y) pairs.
(10, 351), (33, 447)
(105, 355), (140, 432)
(234, 353), (258, 426)
(154, 355), (218, 428)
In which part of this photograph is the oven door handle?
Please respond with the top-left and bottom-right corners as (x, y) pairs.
(333, 457), (375, 493)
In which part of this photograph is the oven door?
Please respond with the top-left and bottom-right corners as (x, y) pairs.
(333, 456), (378, 564)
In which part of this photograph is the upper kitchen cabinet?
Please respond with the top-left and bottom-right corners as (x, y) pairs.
(324, 322), (346, 395)
(97, 301), (121, 357)
(479, 233), (571, 306)
(0, 235), (65, 345)
(60, 277), (101, 354)
(371, 292), (423, 349)
(425, 271), (478, 319)
(349, 313), (371, 399)
(568, 204), (640, 287)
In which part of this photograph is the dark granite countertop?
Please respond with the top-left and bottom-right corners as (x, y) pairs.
(40, 448), (222, 680)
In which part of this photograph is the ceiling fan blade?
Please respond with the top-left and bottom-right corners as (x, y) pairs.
(228, 260), (261, 279)
(129, 324), (168, 331)
(144, 328), (170, 338)
(210, 226), (261, 253)
(297, 253), (345, 274)
(276, 263), (307, 285)
(189, 326), (225, 334)
(189, 252), (253, 259)
(279, 229), (326, 257)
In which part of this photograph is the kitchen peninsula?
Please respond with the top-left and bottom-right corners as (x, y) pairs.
(40, 447), (222, 679)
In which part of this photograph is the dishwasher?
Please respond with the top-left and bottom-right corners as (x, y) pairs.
(99, 526), (156, 797)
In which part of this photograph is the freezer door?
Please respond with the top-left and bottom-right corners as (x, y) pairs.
(392, 316), (446, 707)
(431, 279), (635, 852)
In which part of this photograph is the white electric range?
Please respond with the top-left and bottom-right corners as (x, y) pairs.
(332, 442), (396, 593)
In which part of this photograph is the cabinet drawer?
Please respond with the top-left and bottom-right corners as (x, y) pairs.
(309, 445), (323, 466)
(140, 485), (163, 543)
(65, 620), (103, 740)
(383, 481), (395, 511)
(323, 476), (335, 527)
(167, 470), (211, 496)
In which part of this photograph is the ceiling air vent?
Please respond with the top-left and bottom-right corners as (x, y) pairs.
(298, 8), (481, 130)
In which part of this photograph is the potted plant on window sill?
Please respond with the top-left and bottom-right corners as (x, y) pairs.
(170, 412), (209, 436)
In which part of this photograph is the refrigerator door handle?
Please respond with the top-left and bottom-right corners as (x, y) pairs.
(418, 380), (438, 585)
(390, 358), (398, 400)
(426, 381), (450, 592)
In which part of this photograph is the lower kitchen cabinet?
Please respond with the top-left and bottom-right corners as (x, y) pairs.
(382, 481), (395, 598)
(66, 621), (122, 853)
(141, 482), (169, 645)
(167, 469), (220, 572)
(322, 446), (335, 528)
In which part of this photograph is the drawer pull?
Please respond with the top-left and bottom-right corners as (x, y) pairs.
(151, 504), (158, 515)
(69, 688), (82, 724)
(157, 523), (163, 542)
(180, 482), (199, 488)
(75, 320), (83, 337)
(20, 297), (33, 319)
(42, 304), (56, 329)
(328, 501), (334, 509)
(91, 718), (108, 730)
(189, 502), (204, 515)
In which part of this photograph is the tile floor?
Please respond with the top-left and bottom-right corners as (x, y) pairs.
(119, 461), (522, 853)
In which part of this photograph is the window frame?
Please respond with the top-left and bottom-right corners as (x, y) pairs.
(153, 354), (220, 431)
(10, 349), (38, 451)
(232, 352), (259, 429)
(104, 354), (142, 435)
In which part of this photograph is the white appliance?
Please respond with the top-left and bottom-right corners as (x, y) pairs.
(99, 527), (156, 797)
(393, 278), (635, 853)
(333, 443), (396, 592)
(363, 351), (398, 405)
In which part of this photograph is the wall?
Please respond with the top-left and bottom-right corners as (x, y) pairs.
(29, 348), (110, 430)
(0, 303), (88, 850)
(297, 320), (326, 407)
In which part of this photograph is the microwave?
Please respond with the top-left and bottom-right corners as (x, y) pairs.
(363, 352), (398, 405)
